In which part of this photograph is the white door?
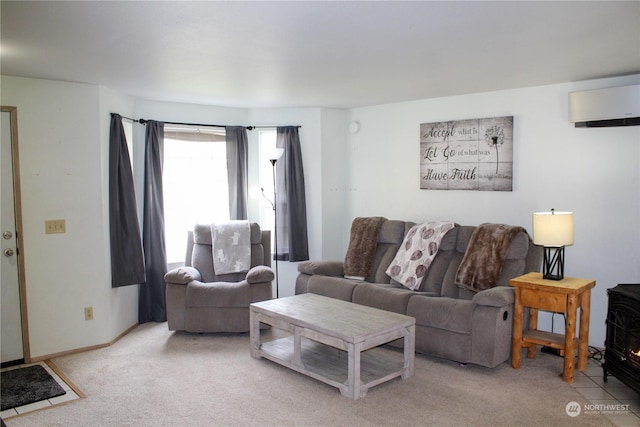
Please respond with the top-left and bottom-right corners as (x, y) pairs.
(1, 107), (24, 364)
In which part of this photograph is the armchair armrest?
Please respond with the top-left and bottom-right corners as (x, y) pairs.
(297, 260), (344, 277)
(472, 286), (514, 307)
(246, 265), (275, 284)
(164, 266), (201, 285)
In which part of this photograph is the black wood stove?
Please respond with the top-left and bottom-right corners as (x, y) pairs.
(603, 284), (640, 394)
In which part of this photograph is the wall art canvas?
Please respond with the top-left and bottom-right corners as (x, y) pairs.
(420, 116), (513, 191)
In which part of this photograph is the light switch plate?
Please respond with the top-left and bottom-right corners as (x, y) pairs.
(45, 219), (66, 234)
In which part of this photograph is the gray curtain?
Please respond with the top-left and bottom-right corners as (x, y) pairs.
(108, 114), (145, 287)
(275, 127), (309, 261)
(139, 120), (167, 323)
(225, 126), (248, 220)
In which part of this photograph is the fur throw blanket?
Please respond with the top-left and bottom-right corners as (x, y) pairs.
(455, 223), (525, 292)
(343, 217), (386, 280)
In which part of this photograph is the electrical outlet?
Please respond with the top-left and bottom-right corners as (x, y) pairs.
(45, 219), (66, 234)
(84, 306), (94, 320)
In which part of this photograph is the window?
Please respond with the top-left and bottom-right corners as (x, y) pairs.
(163, 126), (229, 264)
(162, 125), (280, 264)
(253, 129), (277, 253)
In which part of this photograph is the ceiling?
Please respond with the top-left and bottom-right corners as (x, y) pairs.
(1, 1), (639, 109)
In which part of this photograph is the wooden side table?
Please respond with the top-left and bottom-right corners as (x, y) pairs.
(510, 272), (596, 383)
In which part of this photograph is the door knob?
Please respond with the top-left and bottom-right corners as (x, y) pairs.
(4, 248), (14, 257)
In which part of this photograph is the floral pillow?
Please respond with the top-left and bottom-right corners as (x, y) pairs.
(386, 221), (456, 290)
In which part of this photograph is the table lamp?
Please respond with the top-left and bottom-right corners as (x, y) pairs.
(532, 209), (574, 280)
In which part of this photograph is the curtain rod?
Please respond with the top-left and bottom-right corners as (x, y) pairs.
(139, 118), (230, 128)
(113, 113), (301, 130)
(114, 114), (138, 123)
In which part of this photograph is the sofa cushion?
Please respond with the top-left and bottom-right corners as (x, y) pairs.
(367, 220), (408, 283)
(407, 295), (475, 334)
(454, 225), (476, 253)
(352, 283), (419, 314)
(378, 220), (407, 244)
(369, 243), (402, 284)
(307, 275), (359, 302)
(186, 281), (251, 308)
(386, 221), (456, 290)
(505, 231), (530, 259)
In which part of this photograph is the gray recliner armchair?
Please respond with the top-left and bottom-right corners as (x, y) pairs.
(164, 222), (274, 333)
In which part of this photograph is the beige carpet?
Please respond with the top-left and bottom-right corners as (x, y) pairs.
(6, 322), (611, 426)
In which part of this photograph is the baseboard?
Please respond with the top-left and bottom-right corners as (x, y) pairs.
(29, 323), (139, 362)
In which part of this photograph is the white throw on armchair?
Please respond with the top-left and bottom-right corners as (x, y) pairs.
(164, 222), (274, 333)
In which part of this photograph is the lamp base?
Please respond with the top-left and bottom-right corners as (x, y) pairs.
(542, 246), (565, 281)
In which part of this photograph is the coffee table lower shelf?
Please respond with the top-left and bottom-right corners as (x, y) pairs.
(257, 335), (406, 397)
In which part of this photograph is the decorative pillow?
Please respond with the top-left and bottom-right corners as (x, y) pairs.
(386, 221), (456, 290)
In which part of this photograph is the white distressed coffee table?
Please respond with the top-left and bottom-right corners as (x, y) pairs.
(250, 293), (415, 400)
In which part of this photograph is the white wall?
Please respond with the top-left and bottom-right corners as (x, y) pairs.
(345, 75), (640, 346)
(134, 99), (249, 127)
(0, 76), (140, 358)
(319, 108), (348, 259)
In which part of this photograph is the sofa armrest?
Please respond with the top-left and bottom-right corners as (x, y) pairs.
(164, 266), (201, 285)
(472, 286), (514, 307)
(246, 265), (275, 284)
(297, 260), (344, 277)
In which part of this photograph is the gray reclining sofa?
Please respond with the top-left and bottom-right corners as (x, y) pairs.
(295, 219), (542, 368)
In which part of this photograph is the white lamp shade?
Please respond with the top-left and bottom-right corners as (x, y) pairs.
(268, 148), (284, 161)
(532, 211), (574, 247)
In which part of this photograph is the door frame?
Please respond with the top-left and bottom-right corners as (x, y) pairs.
(2, 105), (30, 363)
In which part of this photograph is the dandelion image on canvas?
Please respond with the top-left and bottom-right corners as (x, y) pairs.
(484, 125), (505, 174)
(420, 116), (513, 191)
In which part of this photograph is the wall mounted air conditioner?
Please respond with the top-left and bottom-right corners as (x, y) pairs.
(569, 84), (640, 127)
